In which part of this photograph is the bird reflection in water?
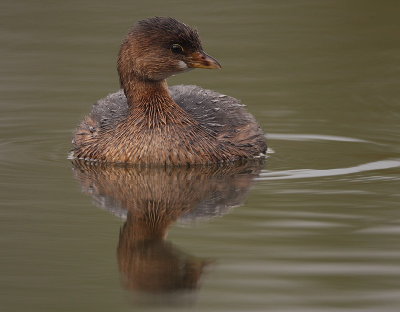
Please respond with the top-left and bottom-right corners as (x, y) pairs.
(72, 160), (263, 304)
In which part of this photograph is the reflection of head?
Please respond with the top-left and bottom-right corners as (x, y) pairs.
(72, 160), (263, 294)
(118, 214), (210, 293)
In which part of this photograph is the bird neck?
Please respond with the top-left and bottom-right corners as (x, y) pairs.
(123, 75), (194, 128)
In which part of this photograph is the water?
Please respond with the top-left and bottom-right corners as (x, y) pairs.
(1, 1), (400, 311)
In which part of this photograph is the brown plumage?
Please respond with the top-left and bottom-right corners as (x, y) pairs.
(72, 17), (267, 166)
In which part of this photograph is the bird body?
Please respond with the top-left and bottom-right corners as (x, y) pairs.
(72, 17), (266, 165)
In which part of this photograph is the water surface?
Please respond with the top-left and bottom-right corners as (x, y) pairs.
(1, 1), (400, 311)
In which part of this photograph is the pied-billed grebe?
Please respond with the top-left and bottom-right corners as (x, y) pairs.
(72, 17), (266, 165)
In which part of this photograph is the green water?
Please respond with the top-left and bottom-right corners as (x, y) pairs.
(1, 1), (400, 311)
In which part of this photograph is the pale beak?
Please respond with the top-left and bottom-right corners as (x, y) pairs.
(186, 51), (222, 69)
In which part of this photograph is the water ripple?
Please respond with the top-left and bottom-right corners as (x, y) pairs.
(267, 133), (371, 143)
(257, 159), (400, 181)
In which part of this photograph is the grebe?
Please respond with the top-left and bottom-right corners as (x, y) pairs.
(72, 17), (266, 165)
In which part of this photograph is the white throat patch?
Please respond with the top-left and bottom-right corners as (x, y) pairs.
(177, 60), (188, 69)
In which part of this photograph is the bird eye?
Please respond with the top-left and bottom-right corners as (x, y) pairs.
(171, 43), (184, 54)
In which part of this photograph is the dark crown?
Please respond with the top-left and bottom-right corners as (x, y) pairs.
(131, 17), (202, 51)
